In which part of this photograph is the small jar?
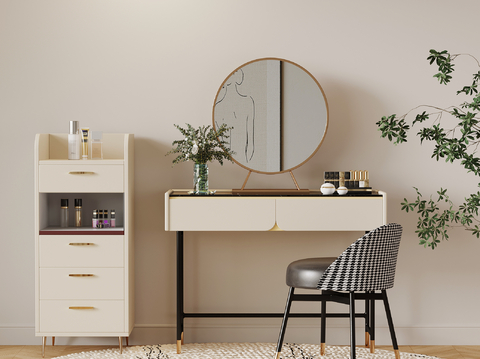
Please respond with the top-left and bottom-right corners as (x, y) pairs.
(92, 209), (98, 228)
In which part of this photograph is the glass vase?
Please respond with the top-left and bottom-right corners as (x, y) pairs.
(193, 163), (209, 195)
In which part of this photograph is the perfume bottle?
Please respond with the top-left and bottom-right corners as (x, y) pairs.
(68, 121), (81, 160)
(60, 199), (69, 228)
(91, 131), (103, 160)
(81, 128), (90, 160)
(75, 198), (82, 227)
(110, 209), (116, 228)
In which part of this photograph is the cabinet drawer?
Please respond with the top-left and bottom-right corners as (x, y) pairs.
(39, 300), (124, 333)
(39, 236), (124, 267)
(40, 268), (124, 300)
(168, 197), (276, 231)
(276, 197), (385, 231)
(39, 164), (124, 193)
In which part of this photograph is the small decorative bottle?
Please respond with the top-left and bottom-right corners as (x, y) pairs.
(60, 199), (69, 228)
(75, 198), (82, 227)
(110, 209), (116, 228)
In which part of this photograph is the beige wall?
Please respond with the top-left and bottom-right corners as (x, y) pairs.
(1, 0), (480, 346)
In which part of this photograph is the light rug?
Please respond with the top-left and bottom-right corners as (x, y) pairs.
(53, 343), (438, 359)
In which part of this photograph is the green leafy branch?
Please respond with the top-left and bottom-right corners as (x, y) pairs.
(376, 49), (480, 249)
(166, 123), (235, 165)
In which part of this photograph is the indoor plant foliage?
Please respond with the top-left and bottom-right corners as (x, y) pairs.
(167, 123), (234, 194)
(377, 49), (480, 249)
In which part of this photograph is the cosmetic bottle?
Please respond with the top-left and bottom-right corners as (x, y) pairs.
(92, 209), (98, 228)
(110, 209), (116, 228)
(75, 198), (82, 227)
(364, 171), (370, 187)
(60, 199), (69, 228)
(344, 171), (351, 189)
(81, 128), (90, 160)
(91, 131), (103, 159)
(359, 171), (365, 188)
(98, 210), (104, 228)
(103, 209), (110, 228)
(68, 121), (81, 160)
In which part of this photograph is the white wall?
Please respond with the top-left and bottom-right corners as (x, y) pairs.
(1, 0), (480, 346)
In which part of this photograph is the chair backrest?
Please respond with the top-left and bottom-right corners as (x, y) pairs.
(317, 223), (402, 291)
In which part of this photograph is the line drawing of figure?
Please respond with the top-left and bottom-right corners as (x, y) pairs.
(214, 69), (255, 163)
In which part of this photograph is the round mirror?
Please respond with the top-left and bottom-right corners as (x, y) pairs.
(213, 58), (328, 174)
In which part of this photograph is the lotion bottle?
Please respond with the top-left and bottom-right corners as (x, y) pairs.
(68, 121), (81, 160)
(60, 199), (69, 228)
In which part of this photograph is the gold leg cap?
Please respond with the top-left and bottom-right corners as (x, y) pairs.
(274, 351), (281, 359)
(365, 332), (370, 347)
(177, 340), (182, 354)
(370, 340), (375, 353)
(394, 349), (401, 359)
(321, 343), (326, 355)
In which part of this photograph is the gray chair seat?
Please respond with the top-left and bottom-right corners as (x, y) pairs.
(286, 257), (337, 289)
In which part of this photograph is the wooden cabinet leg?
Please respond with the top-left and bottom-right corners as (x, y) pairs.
(52, 337), (55, 346)
(42, 337), (46, 358)
(119, 337), (123, 354)
(126, 337), (129, 347)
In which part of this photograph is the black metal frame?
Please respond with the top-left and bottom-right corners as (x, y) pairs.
(275, 288), (399, 359)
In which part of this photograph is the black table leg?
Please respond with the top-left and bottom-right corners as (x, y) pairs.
(176, 231), (184, 354)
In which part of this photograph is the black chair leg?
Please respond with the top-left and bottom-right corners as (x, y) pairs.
(321, 296), (326, 355)
(370, 291), (376, 353)
(365, 292), (370, 348)
(349, 291), (356, 359)
(381, 290), (400, 359)
(275, 287), (295, 359)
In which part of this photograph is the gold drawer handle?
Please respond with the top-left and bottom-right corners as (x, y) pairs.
(69, 274), (94, 277)
(69, 306), (94, 310)
(69, 243), (95, 246)
(68, 171), (95, 175)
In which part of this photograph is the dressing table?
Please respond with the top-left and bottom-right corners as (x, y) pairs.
(165, 58), (387, 353)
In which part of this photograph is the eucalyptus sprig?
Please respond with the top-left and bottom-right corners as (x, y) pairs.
(376, 49), (480, 249)
(167, 123), (234, 165)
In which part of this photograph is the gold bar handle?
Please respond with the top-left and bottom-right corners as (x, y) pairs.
(69, 274), (94, 277)
(69, 243), (94, 246)
(69, 306), (94, 310)
(68, 171), (95, 175)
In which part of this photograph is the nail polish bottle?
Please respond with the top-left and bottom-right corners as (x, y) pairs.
(92, 209), (98, 228)
(98, 210), (104, 228)
(75, 198), (82, 227)
(110, 209), (116, 228)
(103, 209), (110, 228)
(60, 199), (69, 228)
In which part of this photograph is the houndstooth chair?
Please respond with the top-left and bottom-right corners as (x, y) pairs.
(274, 223), (403, 359)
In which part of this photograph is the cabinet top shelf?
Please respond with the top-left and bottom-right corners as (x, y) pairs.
(35, 133), (133, 161)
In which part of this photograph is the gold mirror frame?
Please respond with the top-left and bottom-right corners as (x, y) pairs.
(213, 58), (329, 192)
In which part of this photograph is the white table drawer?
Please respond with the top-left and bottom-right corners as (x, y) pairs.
(39, 164), (124, 193)
(40, 300), (124, 333)
(167, 197), (276, 231)
(276, 197), (385, 231)
(40, 268), (124, 300)
(39, 236), (124, 268)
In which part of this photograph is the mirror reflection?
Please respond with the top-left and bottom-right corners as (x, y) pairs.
(213, 58), (328, 174)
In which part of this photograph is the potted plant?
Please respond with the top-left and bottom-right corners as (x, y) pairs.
(376, 49), (480, 249)
(167, 123), (234, 195)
